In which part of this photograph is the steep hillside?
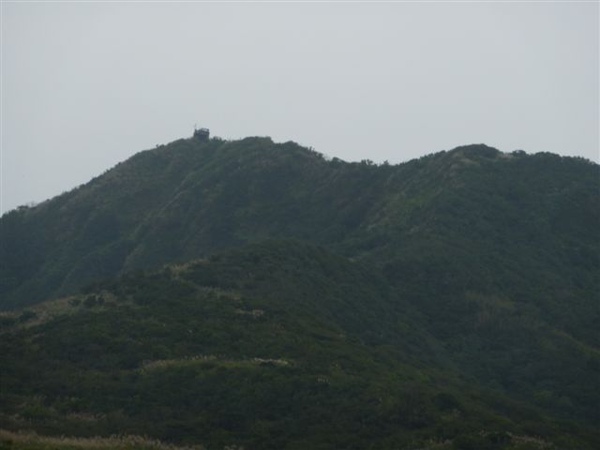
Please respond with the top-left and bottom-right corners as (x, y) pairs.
(1, 135), (598, 448)
(1, 136), (376, 308)
(1, 137), (597, 315)
(1, 241), (597, 450)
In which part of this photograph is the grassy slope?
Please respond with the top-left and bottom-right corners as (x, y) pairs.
(1, 242), (598, 449)
(1, 139), (597, 323)
(0, 429), (204, 450)
(1, 138), (598, 448)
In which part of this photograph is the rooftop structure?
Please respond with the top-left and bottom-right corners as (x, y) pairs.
(194, 127), (210, 141)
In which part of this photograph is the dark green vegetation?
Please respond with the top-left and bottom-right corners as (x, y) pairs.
(0, 136), (598, 449)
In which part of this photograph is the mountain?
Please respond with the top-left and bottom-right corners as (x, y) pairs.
(2, 138), (597, 313)
(1, 240), (598, 450)
(0, 135), (598, 449)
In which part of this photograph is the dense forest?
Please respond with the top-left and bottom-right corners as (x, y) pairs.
(0, 135), (598, 449)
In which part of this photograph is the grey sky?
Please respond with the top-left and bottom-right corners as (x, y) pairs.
(1, 1), (598, 214)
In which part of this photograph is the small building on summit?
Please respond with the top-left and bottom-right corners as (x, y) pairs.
(194, 127), (210, 141)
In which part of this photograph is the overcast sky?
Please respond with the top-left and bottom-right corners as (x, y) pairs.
(1, 1), (598, 214)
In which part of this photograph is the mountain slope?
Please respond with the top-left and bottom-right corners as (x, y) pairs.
(1, 137), (376, 308)
(0, 135), (598, 448)
(1, 138), (597, 316)
(2, 241), (597, 450)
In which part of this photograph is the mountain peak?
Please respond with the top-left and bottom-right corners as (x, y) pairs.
(447, 143), (502, 160)
(1, 134), (598, 448)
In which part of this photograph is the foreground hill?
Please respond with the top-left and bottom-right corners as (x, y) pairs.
(1, 241), (598, 449)
(0, 135), (598, 448)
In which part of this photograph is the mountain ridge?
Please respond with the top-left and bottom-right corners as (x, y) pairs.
(2, 136), (596, 310)
(0, 135), (598, 448)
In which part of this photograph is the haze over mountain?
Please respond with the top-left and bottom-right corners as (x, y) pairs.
(4, 2), (598, 214)
(0, 135), (598, 449)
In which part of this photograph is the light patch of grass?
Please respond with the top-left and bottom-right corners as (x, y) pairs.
(0, 292), (119, 331)
(139, 355), (292, 374)
(0, 429), (205, 450)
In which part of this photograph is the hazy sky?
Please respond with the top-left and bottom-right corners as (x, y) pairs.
(1, 1), (598, 214)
